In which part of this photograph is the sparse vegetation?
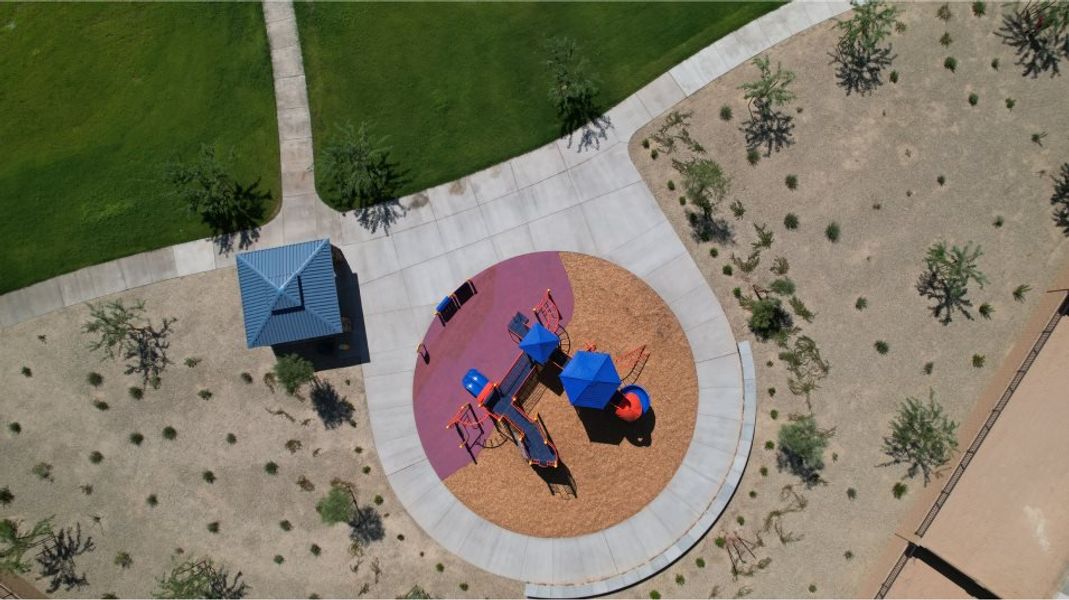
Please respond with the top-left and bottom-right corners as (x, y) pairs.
(972, 353), (986, 368)
(825, 222), (840, 242)
(882, 390), (959, 484)
(1013, 283), (1031, 301)
(720, 105), (733, 121)
(916, 241), (987, 324)
(130, 433), (144, 446)
(855, 297), (868, 310)
(264, 462), (279, 475)
(778, 415), (831, 485)
(944, 56), (958, 71)
(162, 426), (177, 440)
(892, 482), (908, 499)
(87, 372), (104, 387)
(874, 340), (889, 354)
(128, 386), (144, 400)
(785, 174), (798, 190)
(89, 451), (104, 464)
(784, 213), (799, 230)
(274, 354), (315, 396)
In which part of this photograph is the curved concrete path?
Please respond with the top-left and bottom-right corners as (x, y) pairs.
(0, 0), (850, 595)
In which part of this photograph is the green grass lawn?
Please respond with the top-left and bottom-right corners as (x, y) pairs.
(0, 3), (280, 294)
(296, 2), (780, 208)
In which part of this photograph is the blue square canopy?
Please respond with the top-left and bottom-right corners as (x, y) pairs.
(519, 322), (559, 365)
(560, 351), (621, 409)
(236, 239), (342, 348)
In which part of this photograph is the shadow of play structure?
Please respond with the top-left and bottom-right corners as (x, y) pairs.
(446, 289), (654, 493)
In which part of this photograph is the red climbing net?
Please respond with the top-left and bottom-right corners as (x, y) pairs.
(533, 289), (561, 332)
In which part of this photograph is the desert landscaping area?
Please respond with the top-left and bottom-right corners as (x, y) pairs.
(4, 0), (1069, 598)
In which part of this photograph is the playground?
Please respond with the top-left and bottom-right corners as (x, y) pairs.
(413, 252), (699, 537)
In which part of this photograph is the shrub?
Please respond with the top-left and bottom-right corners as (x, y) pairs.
(1005, 98), (1015, 110)
(1032, 132), (1047, 146)
(128, 386), (144, 400)
(936, 3), (952, 21)
(993, 215), (1004, 228)
(874, 340), (890, 354)
(855, 297), (868, 310)
(917, 241), (987, 324)
(736, 516), (745, 526)
(937, 175), (947, 186)
(316, 487), (354, 524)
(940, 32), (953, 47)
(714, 536), (726, 548)
(722, 265), (733, 276)
(202, 471), (216, 484)
(765, 440), (775, 450)
(732, 287), (743, 299)
(972, 1), (986, 16)
(362, 465), (371, 475)
(280, 520), (292, 532)
(972, 354), (986, 368)
(759, 466), (768, 476)
(130, 432), (144, 446)
(771, 256), (790, 276)
(825, 222), (841, 242)
(184, 357), (201, 368)
(889, 70), (899, 83)
(197, 389), (213, 400)
(273, 555), (284, 565)
(373, 495), (384, 506)
(80, 484), (93, 495)
(730, 199), (746, 220)
(0, 486), (13, 506)
(226, 433), (237, 445)
(641, 138), (650, 149)
(991, 57), (1000, 70)
(746, 148), (761, 166)
(709, 247), (719, 258)
(32, 462), (53, 480)
(720, 105), (733, 121)
(778, 415), (829, 483)
(436, 563), (445, 573)
(883, 390), (959, 483)
(770, 278), (796, 296)
(238, 372), (255, 385)
(696, 558), (706, 568)
(745, 297), (792, 341)
(770, 409), (779, 419)
(8, 422), (21, 434)
(650, 149), (658, 160)
(459, 583), (469, 592)
(1013, 284), (1031, 302)
(92, 399), (109, 411)
(979, 303), (994, 319)
(666, 180), (675, 191)
(785, 175), (798, 190)
(845, 550), (855, 560)
(847, 487), (857, 500)
(162, 426), (177, 440)
(87, 372), (104, 387)
(678, 196), (686, 206)
(924, 362), (934, 375)
(968, 93), (979, 106)
(20, 366), (31, 377)
(892, 482), (908, 499)
(784, 213), (799, 230)
(265, 462), (279, 475)
(274, 354), (315, 396)
(89, 451), (104, 464)
(310, 544), (321, 556)
(675, 574), (686, 586)
(809, 584), (817, 593)
(114, 551), (133, 569)
(650, 591), (661, 600)
(944, 56), (958, 71)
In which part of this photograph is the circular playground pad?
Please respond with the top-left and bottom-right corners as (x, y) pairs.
(413, 251), (698, 537)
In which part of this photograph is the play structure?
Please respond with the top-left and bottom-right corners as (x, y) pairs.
(446, 288), (652, 470)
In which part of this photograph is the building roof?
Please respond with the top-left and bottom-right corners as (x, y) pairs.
(236, 239), (342, 348)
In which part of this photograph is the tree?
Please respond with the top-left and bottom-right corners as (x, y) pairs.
(83, 299), (175, 386)
(165, 145), (266, 241)
(153, 558), (248, 599)
(777, 416), (832, 485)
(36, 523), (94, 593)
(739, 57), (797, 155)
(882, 390), (959, 484)
(320, 123), (401, 212)
(997, 1), (1069, 78)
(916, 241), (988, 324)
(832, 0), (903, 95)
(273, 355), (315, 396)
(673, 157), (732, 242)
(0, 517), (53, 575)
(316, 486), (355, 525)
(543, 36), (609, 150)
(778, 336), (831, 404)
(1050, 163), (1069, 234)
(742, 296), (793, 342)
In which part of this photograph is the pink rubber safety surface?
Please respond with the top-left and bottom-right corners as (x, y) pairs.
(413, 252), (574, 480)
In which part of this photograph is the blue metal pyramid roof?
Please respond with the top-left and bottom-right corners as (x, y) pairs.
(519, 322), (559, 365)
(236, 239), (342, 348)
(560, 351), (621, 409)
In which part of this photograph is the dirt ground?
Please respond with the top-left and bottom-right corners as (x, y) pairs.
(443, 253), (698, 538)
(0, 268), (520, 599)
(625, 4), (1069, 598)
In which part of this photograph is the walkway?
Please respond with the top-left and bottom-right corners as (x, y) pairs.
(0, 1), (851, 596)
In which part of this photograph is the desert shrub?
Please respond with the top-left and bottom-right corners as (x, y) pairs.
(650, 591), (661, 600)
(720, 105), (733, 121)
(759, 467), (768, 476)
(809, 584), (818, 593)
(184, 357), (201, 368)
(845, 550), (855, 560)
(20, 366), (31, 377)
(740, 56), (797, 154)
(128, 387), (144, 400)
(855, 297), (868, 310)
(310, 544), (321, 556)
(435, 563), (445, 572)
(874, 340), (889, 354)
(752, 223), (774, 250)
(722, 265), (734, 276)
(146, 494), (159, 507)
(730, 199), (746, 220)
(715, 536), (726, 548)
(696, 557), (706, 568)
(771, 409), (779, 419)
(274, 355), (315, 396)
(285, 440), (302, 454)
(666, 180), (675, 191)
(747, 148), (761, 166)
(197, 389), (213, 400)
(992, 57), (1000, 70)
(87, 372), (104, 387)
(709, 247), (719, 258)
(889, 70), (899, 83)
(240, 372), (253, 384)
(785, 175), (798, 190)
(373, 495), (384, 506)
(892, 482), (908, 499)
(968, 93), (979, 106)
(1005, 98), (1016, 110)
(32, 462), (53, 481)
(749, 490), (757, 498)
(675, 574), (686, 586)
(779, 335), (829, 400)
(731, 251), (761, 274)
(8, 422), (21, 434)
(771, 257), (790, 276)
(770, 278), (796, 296)
(362, 466), (371, 474)
(825, 222), (841, 242)
(226, 433), (237, 445)
(944, 56), (957, 71)
(92, 400), (109, 411)
(993, 215), (1005, 228)
(882, 390), (959, 483)
(765, 440), (775, 450)
(972, 354), (986, 368)
(937, 3), (952, 21)
(114, 551), (133, 569)
(130, 433), (144, 446)
(675, 156), (732, 241)
(678, 197), (686, 206)
(273, 555), (284, 565)
(778, 415), (831, 484)
(916, 241), (987, 324)
(650, 149), (658, 160)
(317, 487), (354, 525)
(152, 558), (247, 599)
(783, 213), (799, 230)
(280, 520), (292, 532)
(924, 362), (934, 375)
(1033, 132), (1047, 145)
(264, 462), (279, 475)
(0, 486), (13, 506)
(979, 303), (994, 319)
(736, 516), (745, 526)
(940, 31), (953, 46)
(1013, 283), (1032, 301)
(459, 583), (469, 591)
(972, 1), (986, 16)
(162, 426), (177, 440)
(202, 471), (216, 484)
(847, 487), (857, 500)
(89, 451), (104, 464)
(744, 297), (792, 341)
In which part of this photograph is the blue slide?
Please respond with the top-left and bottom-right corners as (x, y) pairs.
(463, 362), (558, 467)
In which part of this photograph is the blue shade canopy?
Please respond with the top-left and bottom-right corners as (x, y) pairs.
(236, 239), (342, 348)
(559, 351), (621, 409)
(519, 322), (559, 365)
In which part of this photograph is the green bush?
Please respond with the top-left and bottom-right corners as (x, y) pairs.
(874, 340), (889, 354)
(147, 494), (159, 507)
(265, 462), (279, 475)
(979, 303), (994, 319)
(128, 386), (144, 400)
(1005, 98), (1015, 110)
(722, 265), (733, 276)
(972, 1), (986, 16)
(736, 516), (745, 526)
(809, 584), (817, 594)
(784, 213), (799, 230)
(202, 471), (216, 484)
(273, 555), (284, 565)
(924, 362), (934, 375)
(746, 148), (761, 166)
(785, 174), (798, 190)
(759, 466), (768, 476)
(373, 495), (384, 505)
(696, 557), (706, 568)
(991, 58), (1000, 70)
(240, 372), (253, 384)
(719, 105), (733, 121)
(114, 551), (133, 569)
(649, 591), (661, 600)
(765, 440), (775, 450)
(32, 462), (53, 480)
(226, 433), (237, 445)
(274, 354), (315, 395)
(675, 574), (686, 586)
(825, 222), (841, 242)
(197, 389), (213, 400)
(940, 31), (953, 46)
(709, 247), (719, 258)
(0, 486), (14, 506)
(845, 550), (855, 560)
(777, 415), (829, 483)
(666, 180), (675, 191)
(87, 372), (104, 387)
(459, 583), (469, 592)
(968, 93), (979, 106)
(130, 432), (144, 446)
(770, 409), (779, 419)
(362, 465), (371, 474)
(972, 354), (986, 368)
(93, 399), (110, 411)
(770, 278), (796, 296)
(944, 56), (957, 71)
(714, 536), (726, 548)
(993, 215), (1004, 228)
(746, 297), (792, 341)
(280, 520), (292, 532)
(1013, 284), (1031, 302)
(7, 422), (19, 435)
(310, 544), (322, 556)
(316, 486), (354, 525)
(20, 366), (31, 377)
(937, 3), (952, 21)
(892, 482), (908, 499)
(889, 70), (899, 83)
(847, 487), (857, 500)
(89, 451), (104, 464)
(855, 297), (868, 310)
(162, 426), (177, 440)
(436, 563), (445, 573)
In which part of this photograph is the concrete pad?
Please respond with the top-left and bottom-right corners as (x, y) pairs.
(468, 162), (519, 205)
(733, 17), (774, 63)
(356, 271), (409, 317)
(777, 1), (822, 35)
(696, 352), (743, 389)
(391, 221), (445, 269)
(428, 178), (479, 219)
(527, 205), (597, 255)
(510, 142), (567, 189)
(581, 182), (664, 256)
(340, 236), (402, 287)
(568, 144), (641, 203)
(524, 171), (582, 222)
(376, 431), (426, 475)
(685, 316), (739, 362)
(388, 460), (445, 517)
(643, 251), (704, 305)
(363, 306), (422, 354)
(282, 204), (318, 243)
(274, 74), (309, 111)
(636, 71), (687, 118)
(261, 0), (294, 24)
(646, 488), (703, 544)
(363, 371), (414, 412)
(754, 10), (795, 48)
(117, 248), (178, 291)
(266, 17), (299, 51)
(480, 189), (533, 233)
(279, 137), (314, 174)
(360, 346), (416, 378)
(670, 44), (731, 97)
(56, 261), (127, 307)
(0, 278), (64, 327)
(276, 106), (312, 142)
(212, 245), (238, 270)
(446, 239), (500, 282)
(172, 239), (218, 277)
(604, 94), (653, 144)
(428, 497), (479, 553)
(391, 192), (437, 234)
(665, 462), (719, 515)
(269, 43), (304, 79)
(522, 537), (556, 584)
(606, 219), (685, 279)
(669, 283), (720, 331)
(401, 255), (458, 308)
(714, 31), (759, 75)
(436, 206), (490, 252)
(698, 386), (745, 420)
(490, 224), (535, 260)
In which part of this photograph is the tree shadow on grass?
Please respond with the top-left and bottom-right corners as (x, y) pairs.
(210, 179), (272, 255)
